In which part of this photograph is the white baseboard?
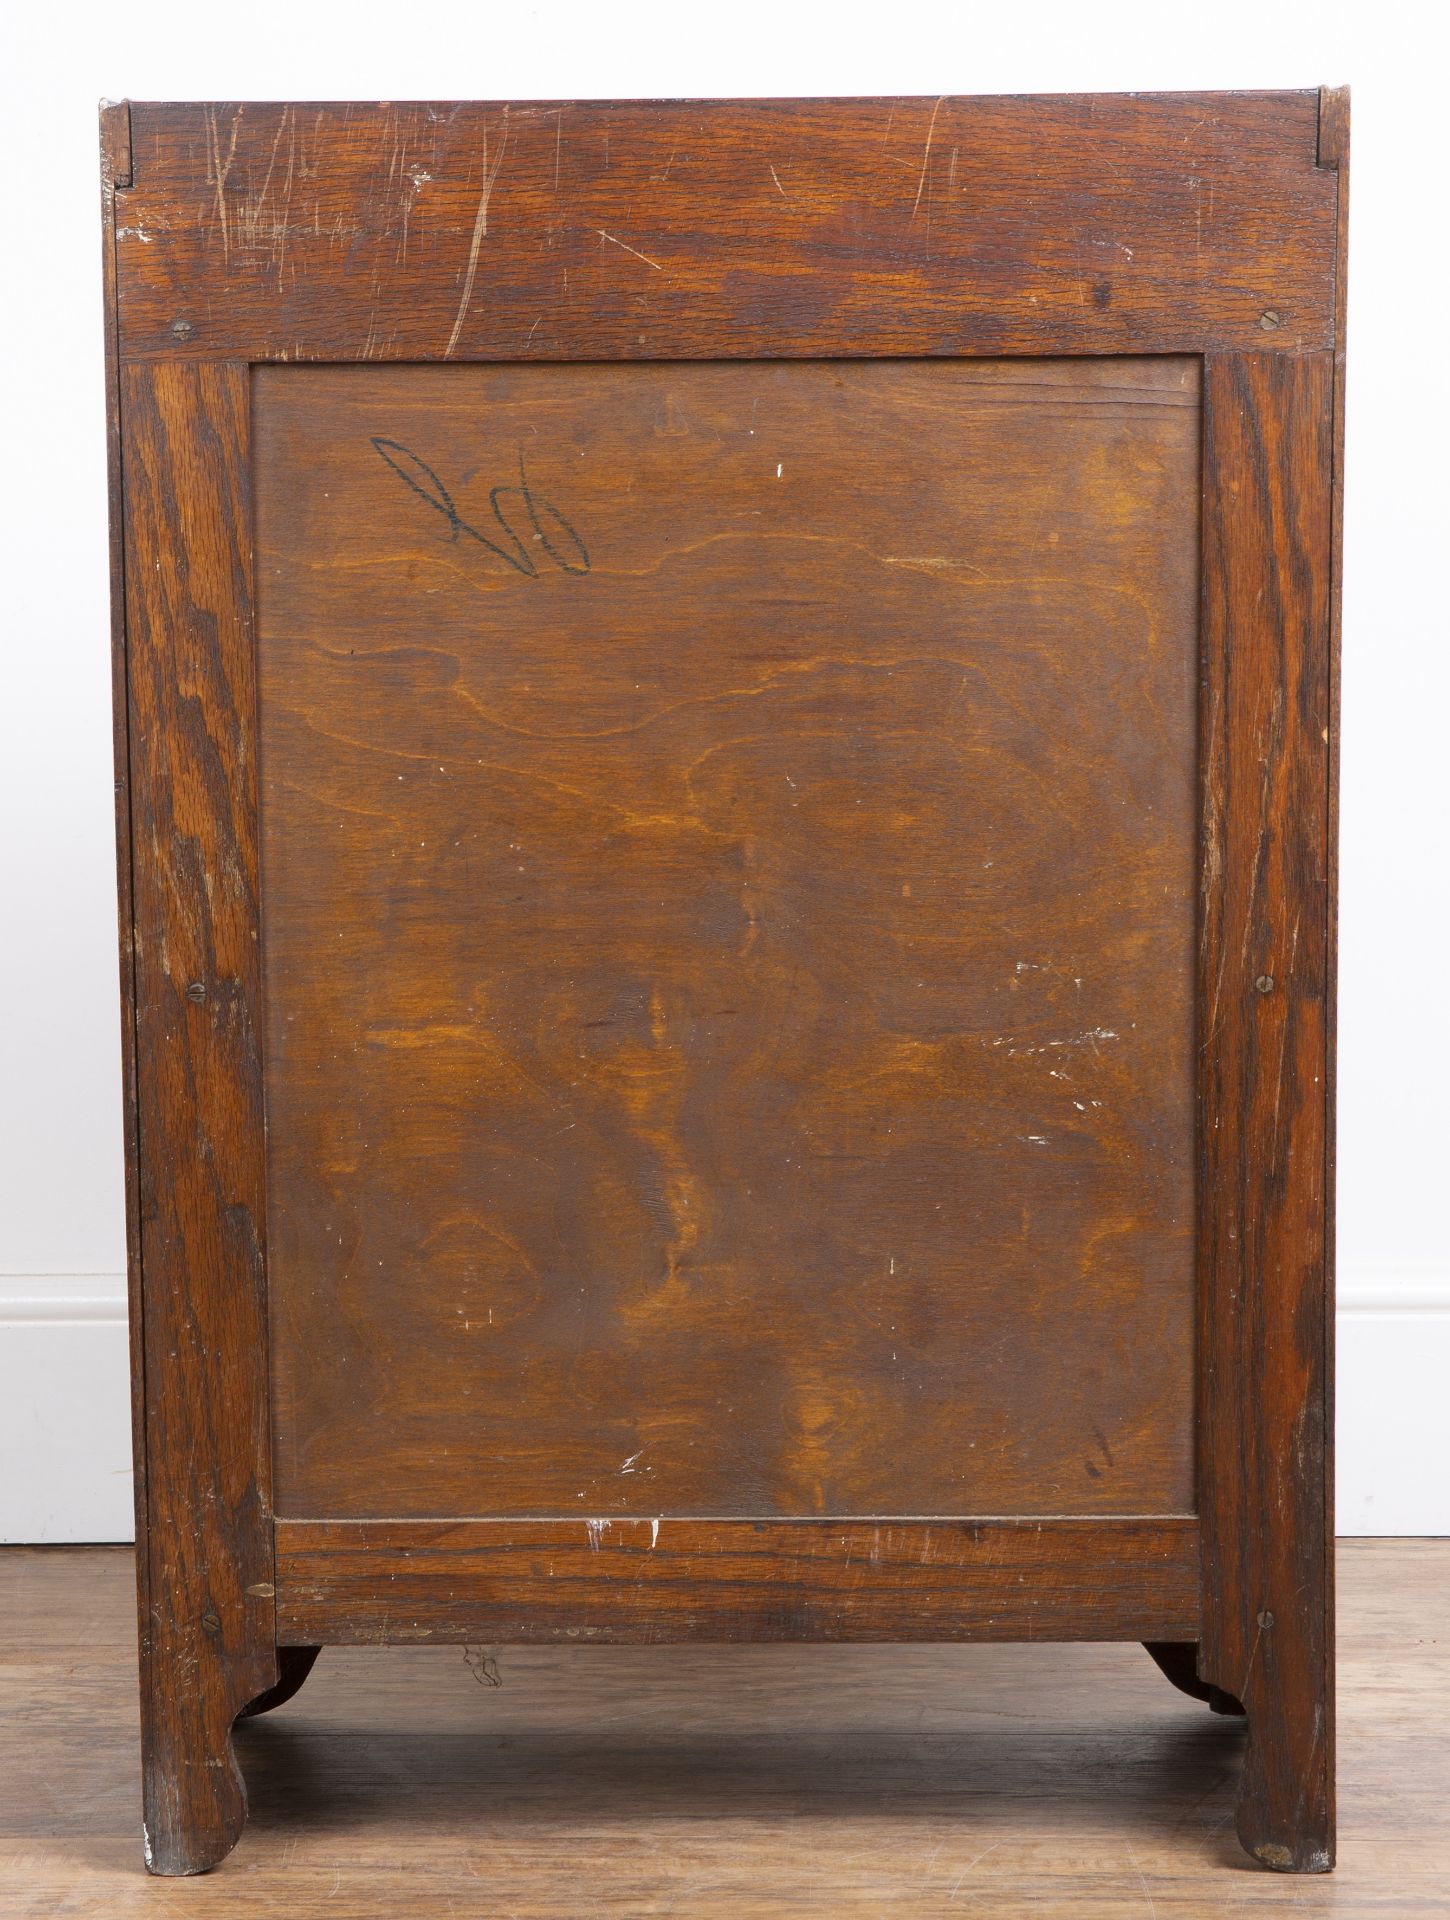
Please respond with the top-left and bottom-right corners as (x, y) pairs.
(1336, 1273), (1450, 1535)
(2, 1271), (1447, 1542)
(0, 1274), (134, 1544)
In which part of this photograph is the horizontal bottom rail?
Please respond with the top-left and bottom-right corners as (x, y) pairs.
(274, 1516), (1201, 1646)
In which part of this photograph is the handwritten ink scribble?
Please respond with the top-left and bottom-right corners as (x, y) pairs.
(371, 437), (590, 579)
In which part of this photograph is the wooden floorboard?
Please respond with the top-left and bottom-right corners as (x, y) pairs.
(1, 1540), (1445, 1915)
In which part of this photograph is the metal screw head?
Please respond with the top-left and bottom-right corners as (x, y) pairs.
(200, 1611), (221, 1636)
(170, 317), (195, 342)
(1257, 1609), (1275, 1629)
(185, 981), (207, 1003)
(1255, 975), (1275, 995)
(1258, 309), (1282, 331)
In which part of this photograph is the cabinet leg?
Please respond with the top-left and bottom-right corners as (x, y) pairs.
(1233, 1662), (1334, 1874)
(139, 1633), (279, 1875)
(140, 1698), (247, 1874)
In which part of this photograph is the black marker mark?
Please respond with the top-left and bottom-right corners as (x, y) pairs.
(371, 437), (590, 579)
(491, 451), (591, 576)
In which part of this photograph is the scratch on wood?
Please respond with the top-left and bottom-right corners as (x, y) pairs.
(205, 106), (242, 261)
(1240, 1608), (1271, 1702)
(596, 229), (663, 271)
(240, 106), (298, 292)
(445, 112), (511, 358)
(912, 97), (945, 217)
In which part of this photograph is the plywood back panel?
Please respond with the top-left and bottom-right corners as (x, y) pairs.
(254, 356), (1200, 1520)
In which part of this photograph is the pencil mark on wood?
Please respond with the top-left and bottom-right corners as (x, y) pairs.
(371, 436), (590, 579)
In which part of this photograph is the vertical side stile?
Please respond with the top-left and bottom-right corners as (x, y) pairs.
(98, 94), (153, 1806)
(119, 359), (277, 1875)
(1198, 350), (1335, 1872)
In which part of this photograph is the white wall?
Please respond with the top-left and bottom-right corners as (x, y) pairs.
(2, 0), (1445, 1539)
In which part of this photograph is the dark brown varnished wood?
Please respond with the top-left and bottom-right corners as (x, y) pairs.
(1323, 94), (1349, 1719)
(118, 359), (278, 1874)
(1197, 352), (1335, 1871)
(108, 94), (1338, 364)
(254, 355), (1200, 1527)
(11, 1543), (1450, 1917)
(274, 1520), (1202, 1645)
(1143, 1642), (1244, 1716)
(103, 91), (1345, 1878)
(239, 1647), (322, 1718)
(99, 92), (154, 1834)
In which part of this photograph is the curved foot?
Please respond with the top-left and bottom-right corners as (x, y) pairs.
(1235, 1713), (1334, 1873)
(1143, 1641), (1245, 1716)
(238, 1646), (321, 1718)
(141, 1710), (251, 1876)
(140, 1636), (280, 1874)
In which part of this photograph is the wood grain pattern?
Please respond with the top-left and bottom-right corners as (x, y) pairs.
(1197, 353), (1334, 1871)
(109, 94), (1338, 364)
(5, 1542), (1445, 1916)
(99, 92), (153, 1788)
(273, 1519), (1202, 1645)
(254, 357), (1200, 1525)
(1323, 91), (1349, 1657)
(102, 92), (1346, 1878)
(119, 361), (279, 1874)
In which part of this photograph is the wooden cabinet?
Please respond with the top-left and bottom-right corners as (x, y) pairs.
(101, 90), (1345, 1876)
